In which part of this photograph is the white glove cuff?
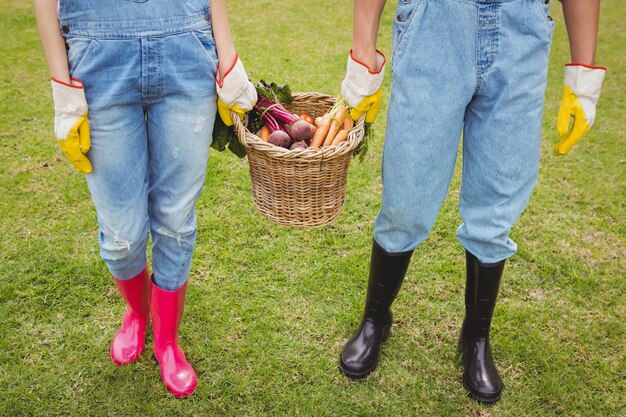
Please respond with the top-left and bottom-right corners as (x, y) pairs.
(564, 64), (606, 105)
(341, 50), (386, 107)
(51, 77), (87, 115)
(215, 55), (256, 107)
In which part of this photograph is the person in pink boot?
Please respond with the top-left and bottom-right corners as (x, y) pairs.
(34, 0), (256, 397)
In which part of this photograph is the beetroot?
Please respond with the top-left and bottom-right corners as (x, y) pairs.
(289, 140), (308, 150)
(267, 130), (291, 148)
(287, 120), (316, 143)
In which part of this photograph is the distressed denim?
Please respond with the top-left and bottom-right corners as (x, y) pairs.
(60, 0), (218, 289)
(374, 0), (555, 263)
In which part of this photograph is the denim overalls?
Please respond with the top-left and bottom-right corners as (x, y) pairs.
(374, 0), (555, 263)
(59, 0), (218, 290)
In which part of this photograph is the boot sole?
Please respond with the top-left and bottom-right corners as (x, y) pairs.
(463, 377), (502, 404)
(338, 323), (391, 380)
(339, 360), (377, 379)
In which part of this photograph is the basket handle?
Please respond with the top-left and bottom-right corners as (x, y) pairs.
(231, 110), (251, 149)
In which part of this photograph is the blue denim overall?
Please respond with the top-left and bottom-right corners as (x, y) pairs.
(59, 0), (218, 290)
(375, 0), (555, 263)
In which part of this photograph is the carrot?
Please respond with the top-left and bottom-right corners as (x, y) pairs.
(315, 116), (322, 126)
(309, 115), (331, 148)
(343, 114), (353, 131)
(324, 106), (348, 146)
(331, 129), (350, 146)
(323, 113), (343, 146)
(259, 126), (270, 142)
(322, 119), (340, 147)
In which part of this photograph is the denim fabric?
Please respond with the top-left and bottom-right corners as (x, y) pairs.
(374, 0), (554, 263)
(61, 0), (218, 290)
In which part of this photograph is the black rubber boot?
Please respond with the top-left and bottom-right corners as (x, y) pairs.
(460, 251), (505, 404)
(339, 240), (413, 379)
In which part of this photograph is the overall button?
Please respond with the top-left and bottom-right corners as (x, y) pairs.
(544, 0), (549, 4)
(62, 25), (70, 34)
(403, 0), (411, 3)
(397, 14), (405, 22)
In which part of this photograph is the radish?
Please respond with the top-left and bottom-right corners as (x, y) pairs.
(267, 130), (291, 148)
(288, 120), (315, 143)
(289, 140), (308, 150)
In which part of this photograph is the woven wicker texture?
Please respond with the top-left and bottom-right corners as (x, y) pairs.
(232, 92), (365, 227)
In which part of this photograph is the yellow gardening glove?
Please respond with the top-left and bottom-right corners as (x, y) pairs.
(341, 50), (386, 123)
(350, 89), (383, 124)
(51, 77), (92, 173)
(216, 54), (257, 126)
(555, 64), (606, 156)
(217, 102), (248, 127)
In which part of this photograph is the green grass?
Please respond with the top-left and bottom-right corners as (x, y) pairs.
(1, 0), (624, 415)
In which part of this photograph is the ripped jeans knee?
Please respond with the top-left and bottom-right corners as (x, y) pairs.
(99, 225), (149, 280)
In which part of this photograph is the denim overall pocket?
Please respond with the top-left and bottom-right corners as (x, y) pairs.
(190, 28), (218, 74)
(530, 0), (556, 50)
(392, 0), (426, 65)
(66, 37), (95, 78)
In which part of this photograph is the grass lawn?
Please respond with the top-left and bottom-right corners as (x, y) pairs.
(0, 0), (624, 415)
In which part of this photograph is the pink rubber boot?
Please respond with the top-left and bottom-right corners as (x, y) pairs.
(150, 279), (197, 398)
(110, 266), (150, 365)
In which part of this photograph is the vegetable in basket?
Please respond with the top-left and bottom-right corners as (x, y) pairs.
(290, 141), (308, 150)
(267, 130), (291, 148)
(211, 80), (295, 157)
(212, 79), (372, 155)
(255, 95), (316, 144)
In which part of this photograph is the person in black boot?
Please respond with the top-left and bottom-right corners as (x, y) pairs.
(339, 240), (412, 379)
(460, 251), (505, 404)
(339, 0), (603, 405)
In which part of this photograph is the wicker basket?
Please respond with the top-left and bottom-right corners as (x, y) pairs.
(232, 92), (365, 227)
